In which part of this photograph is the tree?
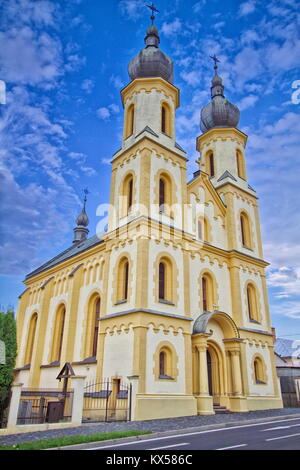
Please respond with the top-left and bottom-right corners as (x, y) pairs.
(0, 309), (17, 425)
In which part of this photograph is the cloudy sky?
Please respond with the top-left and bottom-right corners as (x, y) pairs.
(0, 0), (299, 341)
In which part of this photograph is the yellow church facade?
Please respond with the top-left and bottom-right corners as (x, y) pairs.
(14, 20), (283, 420)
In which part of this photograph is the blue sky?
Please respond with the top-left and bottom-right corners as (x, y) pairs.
(0, 0), (299, 341)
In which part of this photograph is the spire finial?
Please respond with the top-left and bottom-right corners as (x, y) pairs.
(147, 3), (160, 25)
(210, 54), (220, 71)
(83, 188), (89, 210)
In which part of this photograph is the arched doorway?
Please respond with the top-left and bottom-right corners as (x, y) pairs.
(206, 342), (224, 405)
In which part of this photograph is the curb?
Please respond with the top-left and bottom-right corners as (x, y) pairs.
(49, 413), (300, 450)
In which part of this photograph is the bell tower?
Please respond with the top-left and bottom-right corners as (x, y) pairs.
(196, 57), (264, 258)
(107, 10), (187, 233)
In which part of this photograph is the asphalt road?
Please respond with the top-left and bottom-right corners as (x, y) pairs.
(85, 417), (300, 450)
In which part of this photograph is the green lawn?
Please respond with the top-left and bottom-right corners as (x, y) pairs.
(0, 429), (151, 450)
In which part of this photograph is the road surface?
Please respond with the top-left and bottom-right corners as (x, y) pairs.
(84, 416), (300, 450)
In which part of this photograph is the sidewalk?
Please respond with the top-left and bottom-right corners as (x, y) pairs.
(1, 408), (299, 447)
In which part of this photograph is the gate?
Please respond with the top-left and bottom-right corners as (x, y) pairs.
(82, 379), (132, 423)
(17, 389), (73, 425)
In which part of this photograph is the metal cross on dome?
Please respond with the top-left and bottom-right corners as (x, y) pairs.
(83, 188), (89, 207)
(210, 54), (221, 70)
(147, 3), (160, 24)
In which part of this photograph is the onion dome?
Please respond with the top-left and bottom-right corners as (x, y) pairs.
(73, 192), (89, 244)
(76, 206), (89, 227)
(128, 23), (174, 83)
(200, 61), (240, 133)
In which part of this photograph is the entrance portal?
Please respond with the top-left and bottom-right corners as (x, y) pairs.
(207, 344), (222, 405)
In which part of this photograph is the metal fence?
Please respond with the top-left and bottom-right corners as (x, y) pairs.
(17, 388), (74, 425)
(83, 379), (132, 423)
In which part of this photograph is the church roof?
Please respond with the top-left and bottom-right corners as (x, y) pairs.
(275, 337), (299, 358)
(26, 234), (104, 280)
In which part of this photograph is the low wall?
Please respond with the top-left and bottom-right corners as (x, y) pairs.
(134, 394), (197, 421)
(0, 422), (80, 436)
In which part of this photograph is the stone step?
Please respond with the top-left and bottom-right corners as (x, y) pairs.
(213, 405), (231, 414)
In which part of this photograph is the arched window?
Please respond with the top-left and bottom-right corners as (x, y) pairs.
(117, 258), (130, 302)
(24, 312), (38, 365)
(84, 295), (101, 359)
(240, 212), (252, 248)
(158, 257), (174, 303)
(158, 173), (172, 215)
(253, 356), (266, 384)
(125, 104), (135, 138)
(198, 217), (209, 242)
(92, 298), (100, 357)
(156, 343), (177, 380)
(201, 273), (214, 312)
(247, 283), (259, 322)
(128, 178), (133, 210)
(159, 178), (165, 212)
(236, 150), (246, 179)
(159, 262), (166, 300)
(50, 305), (66, 363)
(161, 106), (166, 134)
(120, 174), (134, 217)
(159, 350), (166, 376)
(205, 152), (215, 178)
(161, 103), (171, 136)
(209, 153), (215, 177)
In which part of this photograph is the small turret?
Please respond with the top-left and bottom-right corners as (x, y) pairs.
(73, 190), (89, 244)
(200, 56), (240, 133)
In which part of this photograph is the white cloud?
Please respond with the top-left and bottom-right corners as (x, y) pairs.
(161, 18), (182, 37)
(237, 94), (259, 110)
(81, 79), (95, 93)
(193, 1), (207, 14)
(101, 158), (112, 165)
(180, 70), (201, 87)
(110, 75), (125, 89)
(0, 27), (63, 86)
(119, 0), (144, 20)
(97, 104), (120, 120)
(238, 1), (257, 16)
(109, 104), (120, 114)
(97, 107), (111, 120)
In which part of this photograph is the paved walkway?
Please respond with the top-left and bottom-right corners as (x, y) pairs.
(0, 408), (299, 446)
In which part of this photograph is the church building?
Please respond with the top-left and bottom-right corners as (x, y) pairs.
(14, 14), (283, 420)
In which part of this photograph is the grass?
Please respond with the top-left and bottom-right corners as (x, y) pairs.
(0, 429), (151, 450)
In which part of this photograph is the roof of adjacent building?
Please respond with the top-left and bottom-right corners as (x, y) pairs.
(275, 337), (299, 358)
(25, 233), (104, 280)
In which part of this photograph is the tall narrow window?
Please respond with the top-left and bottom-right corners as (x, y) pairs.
(247, 286), (253, 320)
(241, 214), (246, 246)
(161, 103), (171, 135)
(51, 306), (66, 363)
(253, 357), (266, 384)
(161, 106), (166, 134)
(125, 104), (134, 138)
(209, 152), (215, 178)
(57, 308), (65, 362)
(159, 178), (165, 212)
(198, 219), (203, 240)
(236, 151), (242, 178)
(159, 351), (166, 376)
(247, 284), (259, 322)
(92, 298), (100, 357)
(198, 218), (209, 242)
(124, 261), (129, 301)
(159, 262), (166, 300)
(201, 273), (214, 312)
(240, 212), (252, 248)
(24, 313), (38, 365)
(116, 258), (130, 303)
(128, 178), (133, 212)
(202, 277), (207, 311)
